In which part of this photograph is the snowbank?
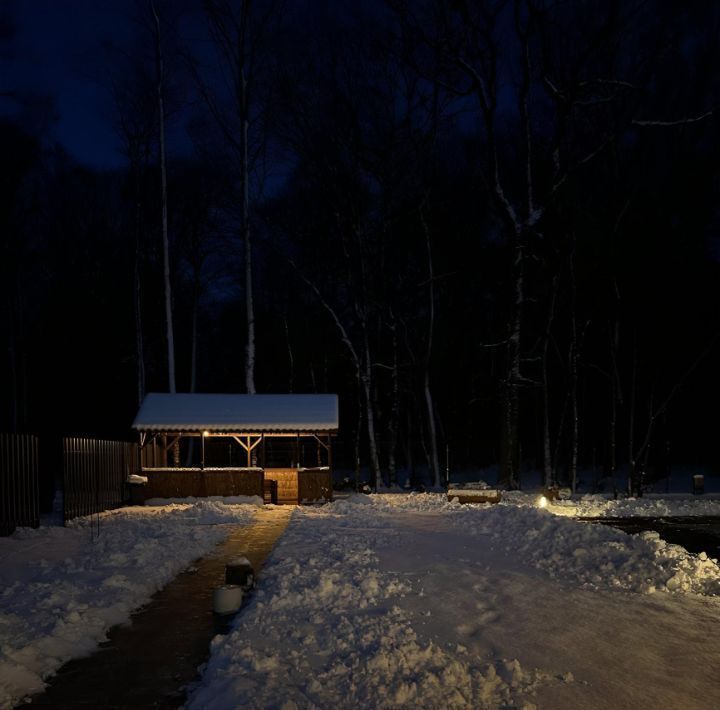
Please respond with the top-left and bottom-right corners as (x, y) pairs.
(189, 494), (720, 708)
(326, 494), (720, 596)
(188, 503), (566, 709)
(144, 495), (264, 507)
(0, 501), (257, 707)
(548, 493), (720, 518)
(452, 504), (720, 595)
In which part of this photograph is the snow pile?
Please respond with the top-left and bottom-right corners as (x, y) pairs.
(454, 505), (720, 595)
(145, 496), (263, 525)
(330, 495), (720, 596)
(144, 496), (264, 511)
(550, 493), (720, 518)
(188, 506), (564, 709)
(333, 491), (458, 514)
(0, 502), (257, 707)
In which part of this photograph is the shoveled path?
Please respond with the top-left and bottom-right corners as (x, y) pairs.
(28, 506), (293, 709)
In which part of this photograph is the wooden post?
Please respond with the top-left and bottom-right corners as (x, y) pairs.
(246, 435), (251, 467)
(295, 432), (300, 468)
(261, 433), (266, 469)
(201, 432), (206, 470)
(445, 443), (450, 487)
(327, 434), (332, 471)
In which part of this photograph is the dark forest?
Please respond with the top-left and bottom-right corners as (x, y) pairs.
(3, 0), (720, 491)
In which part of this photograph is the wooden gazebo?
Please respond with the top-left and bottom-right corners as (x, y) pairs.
(132, 393), (338, 504)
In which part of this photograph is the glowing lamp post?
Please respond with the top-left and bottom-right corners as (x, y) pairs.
(201, 430), (210, 469)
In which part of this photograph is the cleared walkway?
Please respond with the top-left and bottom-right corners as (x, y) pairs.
(28, 506), (293, 709)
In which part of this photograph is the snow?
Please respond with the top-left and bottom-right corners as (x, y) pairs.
(448, 488), (501, 498)
(126, 473), (148, 484)
(132, 392), (339, 431)
(5, 491), (720, 708)
(0, 501), (258, 707)
(188, 493), (720, 709)
(543, 492), (720, 518)
(143, 467), (263, 472)
(144, 495), (264, 506)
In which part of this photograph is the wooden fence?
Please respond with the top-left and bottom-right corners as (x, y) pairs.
(141, 467), (264, 500)
(0, 433), (40, 536)
(63, 438), (138, 522)
(264, 468), (333, 504)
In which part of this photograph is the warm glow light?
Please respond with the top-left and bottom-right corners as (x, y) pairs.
(203, 430), (210, 437)
(538, 495), (548, 508)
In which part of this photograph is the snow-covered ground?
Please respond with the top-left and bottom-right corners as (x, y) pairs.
(538, 492), (720, 518)
(4, 492), (720, 708)
(447, 486), (720, 518)
(189, 493), (720, 709)
(0, 500), (260, 708)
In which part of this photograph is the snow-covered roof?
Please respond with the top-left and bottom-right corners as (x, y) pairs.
(132, 393), (339, 432)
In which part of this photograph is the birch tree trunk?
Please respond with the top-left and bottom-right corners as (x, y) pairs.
(363, 338), (382, 488)
(151, 0), (175, 394)
(198, 0), (260, 394)
(569, 246), (579, 493)
(628, 342), (637, 491)
(419, 207), (440, 487)
(354, 377), (363, 491)
(133, 226), (145, 404)
(501, 239), (524, 489)
(386, 313), (400, 486)
(184, 258), (200, 466)
(133, 171), (146, 406)
(284, 316), (294, 392)
(569, 333), (579, 493)
(608, 315), (622, 492)
(240, 66), (255, 394)
(404, 408), (415, 489)
(541, 277), (558, 487)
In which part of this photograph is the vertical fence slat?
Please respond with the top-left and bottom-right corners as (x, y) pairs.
(0, 433), (40, 535)
(2, 435), (139, 532)
(60, 436), (136, 524)
(32, 435), (39, 526)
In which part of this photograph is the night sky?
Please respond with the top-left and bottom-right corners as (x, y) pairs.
(2, 0), (135, 168)
(3, 0), (720, 491)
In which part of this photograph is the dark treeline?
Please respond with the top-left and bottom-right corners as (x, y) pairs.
(3, 0), (720, 490)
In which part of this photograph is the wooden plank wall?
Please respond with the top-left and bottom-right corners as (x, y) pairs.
(298, 468), (333, 503)
(264, 468), (333, 504)
(263, 469), (299, 505)
(0, 433), (40, 535)
(140, 468), (332, 504)
(142, 468), (264, 500)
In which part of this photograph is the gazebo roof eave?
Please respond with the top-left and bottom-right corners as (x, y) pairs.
(135, 428), (338, 436)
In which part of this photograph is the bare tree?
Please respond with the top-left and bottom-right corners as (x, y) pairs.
(419, 205), (441, 487)
(190, 0), (281, 394)
(110, 52), (155, 406)
(150, 0), (176, 394)
(540, 275), (558, 487)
